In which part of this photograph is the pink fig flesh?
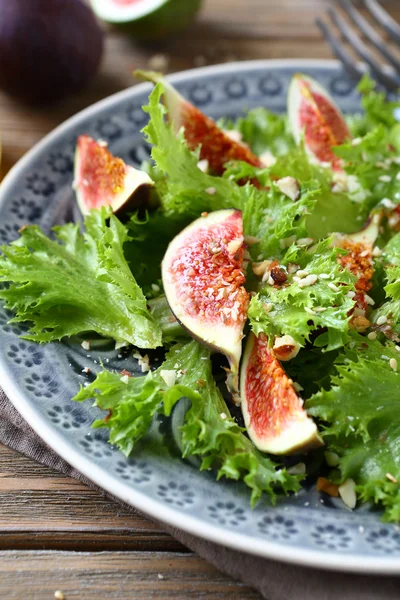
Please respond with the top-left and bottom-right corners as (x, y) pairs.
(74, 135), (157, 216)
(288, 73), (351, 170)
(240, 332), (323, 455)
(136, 70), (263, 176)
(162, 209), (249, 397)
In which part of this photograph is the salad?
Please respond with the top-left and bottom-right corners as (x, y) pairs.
(1, 70), (400, 520)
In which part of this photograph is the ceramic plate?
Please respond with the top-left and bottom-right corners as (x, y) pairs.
(1, 59), (399, 574)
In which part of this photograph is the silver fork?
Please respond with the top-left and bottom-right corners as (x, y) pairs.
(317, 0), (400, 90)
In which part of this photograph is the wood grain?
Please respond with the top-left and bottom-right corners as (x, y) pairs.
(0, 445), (184, 552)
(0, 551), (261, 599)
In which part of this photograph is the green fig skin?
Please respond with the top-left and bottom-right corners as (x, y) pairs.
(92, 0), (203, 42)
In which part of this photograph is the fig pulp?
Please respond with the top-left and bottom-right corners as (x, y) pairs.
(333, 213), (381, 327)
(0, 0), (103, 105)
(162, 209), (249, 397)
(74, 135), (157, 216)
(136, 70), (263, 176)
(288, 73), (351, 170)
(240, 333), (323, 455)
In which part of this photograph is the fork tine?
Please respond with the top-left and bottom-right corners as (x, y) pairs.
(340, 0), (400, 74)
(364, 0), (400, 46)
(328, 7), (399, 90)
(316, 17), (364, 82)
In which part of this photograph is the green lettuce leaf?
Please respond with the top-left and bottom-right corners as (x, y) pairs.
(223, 107), (295, 156)
(348, 74), (400, 137)
(270, 145), (369, 237)
(242, 175), (319, 261)
(306, 335), (400, 521)
(0, 209), (161, 348)
(74, 340), (301, 505)
(248, 239), (356, 351)
(335, 125), (400, 212)
(371, 234), (400, 337)
(141, 84), (251, 218)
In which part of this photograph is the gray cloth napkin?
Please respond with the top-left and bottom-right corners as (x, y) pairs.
(0, 388), (399, 600)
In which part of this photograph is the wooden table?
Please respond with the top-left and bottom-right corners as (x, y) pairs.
(1, 1), (399, 597)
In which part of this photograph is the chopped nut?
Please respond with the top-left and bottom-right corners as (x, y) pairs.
(298, 274), (318, 288)
(120, 375), (129, 384)
(352, 315), (371, 333)
(386, 472), (398, 484)
(244, 235), (260, 245)
(287, 462), (306, 475)
(279, 235), (297, 249)
(328, 282), (340, 292)
(273, 335), (300, 361)
(115, 340), (128, 350)
(338, 478), (357, 509)
(81, 340), (90, 351)
(223, 129), (243, 143)
(275, 176), (300, 201)
(201, 211), (208, 218)
(197, 159), (209, 173)
(226, 236), (244, 255)
(296, 237), (314, 248)
(259, 150), (276, 167)
(367, 331), (377, 340)
(317, 477), (339, 497)
(390, 358), (398, 372)
(376, 315), (388, 326)
(372, 246), (382, 257)
(160, 369), (176, 387)
(205, 187), (217, 195)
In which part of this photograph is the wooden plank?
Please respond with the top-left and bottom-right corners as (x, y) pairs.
(0, 445), (184, 552)
(0, 551), (262, 599)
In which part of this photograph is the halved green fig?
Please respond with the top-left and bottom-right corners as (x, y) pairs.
(288, 73), (351, 170)
(90, 0), (202, 42)
(333, 212), (381, 326)
(162, 209), (249, 397)
(74, 135), (157, 216)
(136, 70), (263, 176)
(240, 332), (323, 455)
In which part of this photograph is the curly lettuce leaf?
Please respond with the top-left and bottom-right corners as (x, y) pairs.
(371, 234), (400, 337)
(141, 83), (252, 218)
(126, 209), (188, 292)
(242, 175), (319, 261)
(75, 340), (301, 505)
(348, 74), (400, 137)
(270, 145), (369, 237)
(306, 336), (400, 521)
(0, 209), (161, 348)
(248, 239), (356, 350)
(335, 125), (400, 212)
(223, 107), (295, 156)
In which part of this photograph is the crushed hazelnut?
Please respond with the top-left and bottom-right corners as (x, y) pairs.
(273, 335), (300, 361)
(275, 176), (300, 201)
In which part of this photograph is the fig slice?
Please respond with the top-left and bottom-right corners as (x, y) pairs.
(74, 135), (158, 216)
(136, 70), (263, 176)
(288, 73), (351, 170)
(162, 209), (249, 397)
(240, 333), (323, 455)
(333, 212), (381, 325)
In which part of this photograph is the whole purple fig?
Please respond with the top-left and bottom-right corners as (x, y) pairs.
(0, 0), (104, 105)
